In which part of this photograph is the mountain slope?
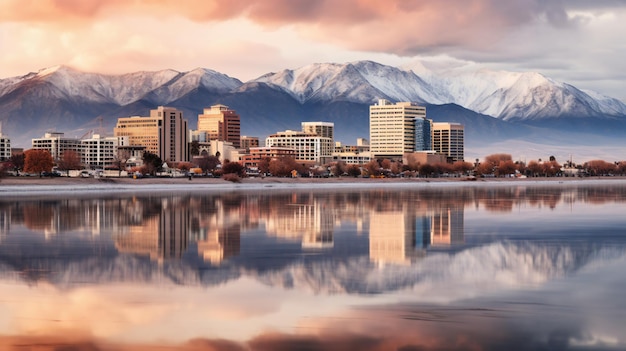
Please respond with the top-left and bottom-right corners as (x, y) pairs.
(0, 61), (624, 152)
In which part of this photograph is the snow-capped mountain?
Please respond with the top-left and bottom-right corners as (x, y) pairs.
(255, 60), (626, 121)
(0, 61), (625, 149)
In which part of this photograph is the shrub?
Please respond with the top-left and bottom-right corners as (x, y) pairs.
(223, 173), (241, 183)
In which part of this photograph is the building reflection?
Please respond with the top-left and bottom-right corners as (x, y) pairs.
(265, 194), (335, 249)
(114, 197), (190, 262)
(193, 198), (241, 265)
(369, 204), (464, 265)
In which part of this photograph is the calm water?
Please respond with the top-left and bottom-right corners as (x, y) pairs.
(0, 184), (625, 350)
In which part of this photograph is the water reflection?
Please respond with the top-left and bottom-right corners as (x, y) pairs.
(0, 184), (625, 350)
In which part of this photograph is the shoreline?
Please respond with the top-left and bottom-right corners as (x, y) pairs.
(2, 175), (626, 196)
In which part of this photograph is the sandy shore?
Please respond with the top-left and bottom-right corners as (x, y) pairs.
(2, 175), (626, 196)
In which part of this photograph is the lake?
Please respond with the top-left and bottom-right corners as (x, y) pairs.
(0, 183), (625, 350)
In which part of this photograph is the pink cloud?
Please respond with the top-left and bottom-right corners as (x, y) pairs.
(0, 0), (575, 55)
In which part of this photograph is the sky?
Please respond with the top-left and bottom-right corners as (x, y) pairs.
(1, 0), (625, 101)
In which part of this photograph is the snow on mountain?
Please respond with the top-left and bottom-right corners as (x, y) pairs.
(253, 61), (440, 104)
(0, 65), (242, 106)
(146, 67), (243, 104)
(403, 61), (626, 120)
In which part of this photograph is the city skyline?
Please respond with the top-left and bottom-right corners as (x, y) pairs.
(0, 1), (625, 101)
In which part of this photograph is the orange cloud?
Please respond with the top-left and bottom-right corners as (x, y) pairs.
(0, 0), (576, 55)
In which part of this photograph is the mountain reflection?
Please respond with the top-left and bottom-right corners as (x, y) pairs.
(0, 185), (625, 290)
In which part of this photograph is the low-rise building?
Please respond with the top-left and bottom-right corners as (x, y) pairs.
(32, 132), (82, 161)
(241, 147), (297, 168)
(266, 130), (333, 165)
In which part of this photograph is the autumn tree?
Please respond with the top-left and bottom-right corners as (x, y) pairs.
(221, 160), (245, 177)
(495, 160), (517, 177)
(24, 149), (54, 176)
(364, 160), (381, 177)
(56, 150), (82, 176)
(332, 161), (346, 177)
(542, 160), (561, 177)
(346, 164), (361, 177)
(526, 160), (542, 177)
(256, 157), (270, 175)
(195, 155), (220, 175)
(586, 160), (616, 176)
(452, 161), (474, 176)
(617, 161), (626, 176)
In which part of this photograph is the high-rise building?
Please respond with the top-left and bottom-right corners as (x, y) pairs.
(302, 122), (334, 140)
(0, 123), (10, 161)
(415, 118), (433, 151)
(432, 122), (464, 162)
(369, 99), (426, 159)
(114, 106), (189, 162)
(197, 104), (241, 148)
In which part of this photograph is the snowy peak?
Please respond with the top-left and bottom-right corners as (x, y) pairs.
(0, 66), (242, 106)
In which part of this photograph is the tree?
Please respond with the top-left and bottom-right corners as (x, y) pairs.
(57, 150), (82, 176)
(258, 157), (271, 175)
(526, 160), (542, 177)
(8, 153), (24, 172)
(142, 151), (163, 175)
(364, 160), (381, 177)
(221, 160), (245, 176)
(331, 161), (346, 177)
(495, 160), (516, 177)
(24, 149), (54, 176)
(195, 155), (220, 175)
(452, 161), (474, 175)
(346, 164), (361, 177)
(190, 140), (200, 157)
(112, 150), (130, 177)
(418, 163), (436, 177)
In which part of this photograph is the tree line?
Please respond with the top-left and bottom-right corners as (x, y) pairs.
(2, 150), (626, 179)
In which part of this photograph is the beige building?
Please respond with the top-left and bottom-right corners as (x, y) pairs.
(302, 121), (334, 140)
(197, 104), (241, 148)
(432, 122), (464, 162)
(114, 106), (189, 163)
(369, 99), (426, 159)
(240, 135), (259, 152)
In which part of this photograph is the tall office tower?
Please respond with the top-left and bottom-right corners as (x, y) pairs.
(0, 123), (10, 161)
(302, 121), (334, 140)
(415, 118), (433, 151)
(114, 106), (189, 162)
(197, 104), (241, 148)
(432, 122), (464, 162)
(369, 99), (426, 159)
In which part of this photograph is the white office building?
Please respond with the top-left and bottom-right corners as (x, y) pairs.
(369, 99), (426, 159)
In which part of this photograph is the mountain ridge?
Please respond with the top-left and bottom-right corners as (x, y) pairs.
(1, 61), (625, 157)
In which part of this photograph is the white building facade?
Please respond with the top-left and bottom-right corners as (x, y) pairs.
(369, 99), (426, 159)
(266, 130), (333, 165)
